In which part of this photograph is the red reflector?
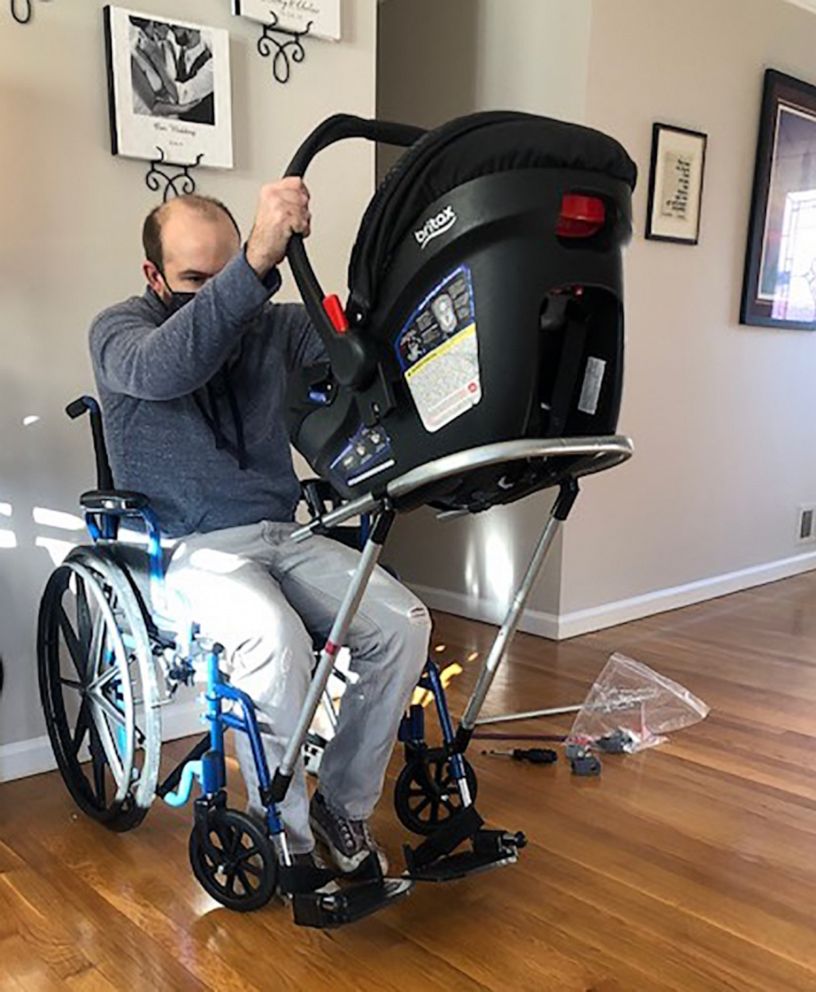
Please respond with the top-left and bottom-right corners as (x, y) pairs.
(556, 194), (606, 238)
(323, 294), (349, 333)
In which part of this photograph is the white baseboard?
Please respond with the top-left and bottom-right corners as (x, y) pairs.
(0, 734), (57, 784)
(411, 583), (561, 639)
(0, 697), (204, 785)
(411, 549), (816, 641)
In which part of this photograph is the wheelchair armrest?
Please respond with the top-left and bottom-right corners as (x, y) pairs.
(80, 489), (150, 513)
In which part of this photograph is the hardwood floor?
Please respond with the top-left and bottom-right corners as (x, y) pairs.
(4, 572), (816, 991)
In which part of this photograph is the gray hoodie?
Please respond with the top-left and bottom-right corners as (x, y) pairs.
(89, 250), (325, 537)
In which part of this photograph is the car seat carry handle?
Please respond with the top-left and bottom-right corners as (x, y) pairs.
(284, 115), (426, 389)
(285, 114), (426, 178)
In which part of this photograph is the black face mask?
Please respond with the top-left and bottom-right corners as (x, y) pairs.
(157, 270), (196, 314)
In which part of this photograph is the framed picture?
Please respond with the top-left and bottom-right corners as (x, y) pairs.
(232, 0), (341, 41)
(741, 69), (816, 329)
(645, 123), (707, 244)
(103, 6), (234, 169)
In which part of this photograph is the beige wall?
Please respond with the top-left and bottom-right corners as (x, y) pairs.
(561, 0), (816, 614)
(378, 0), (592, 625)
(0, 0), (376, 756)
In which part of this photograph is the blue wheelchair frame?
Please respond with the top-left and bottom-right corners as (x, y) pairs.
(85, 496), (465, 828)
(76, 394), (469, 863)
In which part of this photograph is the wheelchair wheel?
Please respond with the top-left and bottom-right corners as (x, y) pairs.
(394, 752), (478, 836)
(189, 808), (277, 912)
(38, 547), (162, 831)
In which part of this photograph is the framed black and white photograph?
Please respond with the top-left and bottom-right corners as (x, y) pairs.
(741, 69), (816, 329)
(103, 6), (234, 169)
(232, 0), (341, 41)
(645, 123), (707, 245)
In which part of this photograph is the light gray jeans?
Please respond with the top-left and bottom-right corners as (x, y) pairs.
(165, 520), (431, 854)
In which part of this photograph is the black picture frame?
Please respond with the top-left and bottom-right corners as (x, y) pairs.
(103, 5), (234, 170)
(741, 69), (816, 330)
(645, 123), (708, 245)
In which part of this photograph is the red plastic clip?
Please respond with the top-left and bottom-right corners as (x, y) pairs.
(323, 294), (349, 333)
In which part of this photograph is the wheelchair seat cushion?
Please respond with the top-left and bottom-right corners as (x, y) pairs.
(347, 110), (638, 318)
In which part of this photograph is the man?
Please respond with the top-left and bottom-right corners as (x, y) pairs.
(166, 26), (215, 126)
(90, 183), (431, 874)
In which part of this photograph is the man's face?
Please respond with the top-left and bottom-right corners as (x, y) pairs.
(173, 27), (200, 47)
(144, 204), (241, 303)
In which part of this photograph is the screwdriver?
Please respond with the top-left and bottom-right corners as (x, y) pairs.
(481, 747), (558, 765)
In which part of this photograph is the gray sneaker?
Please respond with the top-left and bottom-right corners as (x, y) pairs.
(309, 792), (389, 876)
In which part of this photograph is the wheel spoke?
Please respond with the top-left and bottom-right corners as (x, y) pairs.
(86, 664), (119, 695)
(72, 696), (91, 757)
(88, 722), (107, 804)
(225, 827), (242, 858)
(412, 795), (431, 816)
(88, 699), (126, 787)
(430, 798), (441, 822)
(76, 578), (93, 655)
(90, 690), (127, 728)
(241, 861), (263, 878)
(59, 677), (83, 691)
(58, 605), (85, 681)
(236, 867), (255, 893)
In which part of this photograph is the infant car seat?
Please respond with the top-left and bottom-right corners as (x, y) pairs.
(286, 111), (637, 511)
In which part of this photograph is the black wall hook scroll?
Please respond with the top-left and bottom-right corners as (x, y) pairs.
(257, 13), (313, 85)
(145, 148), (204, 203)
(11, 0), (34, 24)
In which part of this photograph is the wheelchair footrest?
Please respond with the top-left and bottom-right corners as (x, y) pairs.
(292, 878), (413, 929)
(404, 828), (526, 882)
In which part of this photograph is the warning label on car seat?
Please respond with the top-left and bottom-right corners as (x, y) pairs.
(395, 265), (481, 433)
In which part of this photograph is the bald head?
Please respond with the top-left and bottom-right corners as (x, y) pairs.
(142, 194), (242, 302)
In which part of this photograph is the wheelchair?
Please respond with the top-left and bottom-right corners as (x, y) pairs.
(38, 110), (636, 928)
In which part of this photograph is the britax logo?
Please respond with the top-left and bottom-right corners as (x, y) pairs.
(414, 206), (457, 249)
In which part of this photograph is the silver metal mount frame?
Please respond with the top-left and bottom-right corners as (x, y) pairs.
(281, 436), (633, 775)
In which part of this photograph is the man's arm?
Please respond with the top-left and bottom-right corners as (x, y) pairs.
(280, 304), (328, 371)
(91, 252), (280, 401)
(174, 57), (214, 107)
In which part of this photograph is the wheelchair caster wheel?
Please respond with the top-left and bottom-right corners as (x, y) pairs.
(394, 751), (478, 836)
(189, 808), (277, 912)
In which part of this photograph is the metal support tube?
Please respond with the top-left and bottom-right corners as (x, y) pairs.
(204, 648), (226, 794)
(292, 491), (382, 542)
(278, 512), (393, 777)
(474, 704), (583, 726)
(460, 514), (564, 732)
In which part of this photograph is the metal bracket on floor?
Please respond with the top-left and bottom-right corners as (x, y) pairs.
(257, 13), (313, 84)
(145, 148), (204, 203)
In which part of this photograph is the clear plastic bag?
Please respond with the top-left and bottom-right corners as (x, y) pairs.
(567, 653), (710, 753)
